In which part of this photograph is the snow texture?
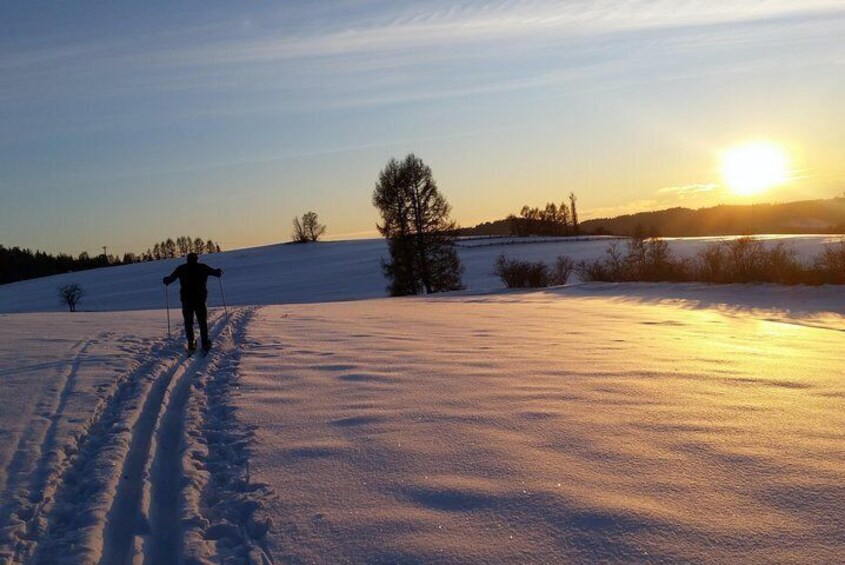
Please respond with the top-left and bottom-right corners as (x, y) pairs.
(0, 235), (843, 563)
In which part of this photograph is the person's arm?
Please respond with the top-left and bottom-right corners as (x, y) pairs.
(203, 264), (223, 278)
(162, 265), (182, 285)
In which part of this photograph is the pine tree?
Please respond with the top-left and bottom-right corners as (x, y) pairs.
(373, 154), (464, 295)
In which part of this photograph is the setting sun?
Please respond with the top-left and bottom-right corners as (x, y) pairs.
(721, 141), (790, 196)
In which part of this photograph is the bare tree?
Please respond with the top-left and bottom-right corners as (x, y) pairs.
(58, 283), (84, 312)
(291, 211), (327, 242)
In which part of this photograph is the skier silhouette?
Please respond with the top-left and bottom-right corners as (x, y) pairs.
(163, 252), (222, 353)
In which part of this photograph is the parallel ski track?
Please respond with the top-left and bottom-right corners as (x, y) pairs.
(149, 307), (259, 565)
(0, 308), (263, 565)
(99, 312), (235, 565)
(22, 313), (226, 564)
(25, 322), (209, 565)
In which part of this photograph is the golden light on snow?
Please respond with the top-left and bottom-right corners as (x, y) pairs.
(720, 141), (790, 196)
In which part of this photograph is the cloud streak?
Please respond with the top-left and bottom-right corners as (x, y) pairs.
(658, 183), (720, 196)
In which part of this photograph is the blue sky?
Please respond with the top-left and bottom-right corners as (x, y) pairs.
(2, 1), (844, 255)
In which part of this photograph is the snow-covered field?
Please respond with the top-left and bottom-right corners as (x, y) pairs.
(0, 236), (843, 563)
(0, 235), (841, 313)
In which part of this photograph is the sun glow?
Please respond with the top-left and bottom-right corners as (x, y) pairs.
(720, 141), (790, 196)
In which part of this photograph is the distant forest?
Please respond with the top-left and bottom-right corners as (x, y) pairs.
(0, 236), (221, 286)
(460, 197), (845, 237)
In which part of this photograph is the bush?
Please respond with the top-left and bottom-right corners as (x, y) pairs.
(550, 256), (575, 286)
(579, 236), (844, 285)
(494, 254), (574, 288)
(814, 241), (845, 284)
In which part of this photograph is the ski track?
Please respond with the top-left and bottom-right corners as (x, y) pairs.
(181, 307), (275, 565)
(0, 335), (101, 564)
(98, 314), (229, 565)
(26, 326), (195, 565)
(0, 307), (270, 565)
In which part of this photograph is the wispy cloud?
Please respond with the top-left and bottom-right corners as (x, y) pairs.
(658, 183), (720, 196)
(159, 1), (845, 67)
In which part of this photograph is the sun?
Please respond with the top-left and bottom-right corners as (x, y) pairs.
(720, 141), (790, 196)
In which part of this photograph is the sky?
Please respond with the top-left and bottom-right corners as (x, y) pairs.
(1, 0), (844, 255)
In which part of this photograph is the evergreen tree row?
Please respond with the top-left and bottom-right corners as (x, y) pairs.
(0, 236), (223, 286)
(0, 246), (113, 285)
(145, 236), (221, 261)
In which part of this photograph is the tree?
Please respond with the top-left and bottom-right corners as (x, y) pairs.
(164, 238), (176, 258)
(206, 240), (216, 254)
(193, 237), (205, 254)
(58, 283), (84, 312)
(291, 211), (327, 243)
(569, 192), (580, 235)
(559, 201), (571, 235)
(373, 154), (464, 295)
(177, 236), (190, 256)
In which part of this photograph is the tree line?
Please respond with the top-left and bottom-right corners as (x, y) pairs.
(0, 246), (114, 285)
(0, 235), (222, 286)
(147, 236), (221, 261)
(507, 194), (580, 236)
(463, 196), (845, 237)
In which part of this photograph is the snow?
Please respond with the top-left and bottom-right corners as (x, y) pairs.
(238, 293), (844, 563)
(0, 235), (843, 563)
(0, 235), (841, 314)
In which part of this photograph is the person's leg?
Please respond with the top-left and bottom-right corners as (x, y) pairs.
(182, 304), (195, 349)
(197, 302), (210, 350)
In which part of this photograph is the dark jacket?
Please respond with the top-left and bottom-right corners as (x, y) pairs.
(163, 263), (222, 303)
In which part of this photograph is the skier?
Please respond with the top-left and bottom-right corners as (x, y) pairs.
(162, 252), (223, 353)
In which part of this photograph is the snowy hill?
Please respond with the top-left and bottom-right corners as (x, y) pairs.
(0, 234), (840, 313)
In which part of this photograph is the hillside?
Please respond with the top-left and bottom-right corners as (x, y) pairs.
(461, 197), (845, 237)
(0, 235), (838, 314)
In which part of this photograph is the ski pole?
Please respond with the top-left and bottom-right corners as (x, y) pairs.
(164, 284), (171, 339)
(218, 277), (232, 339)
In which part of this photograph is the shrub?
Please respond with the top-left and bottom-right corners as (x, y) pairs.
(494, 255), (544, 288)
(579, 236), (845, 285)
(550, 256), (575, 286)
(494, 254), (575, 288)
(814, 241), (845, 284)
(697, 242), (727, 283)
